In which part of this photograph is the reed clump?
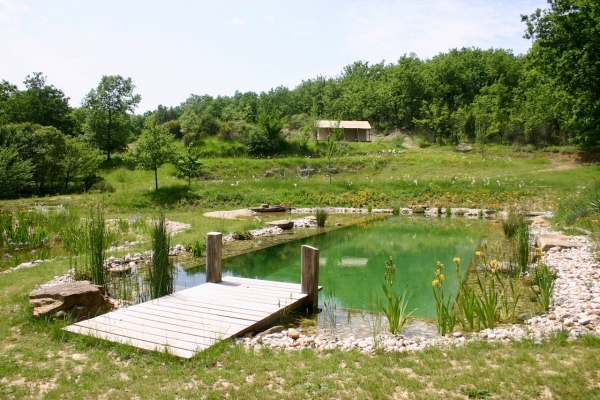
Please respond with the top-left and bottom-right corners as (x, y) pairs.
(316, 208), (328, 227)
(148, 213), (174, 299)
(380, 256), (413, 334)
(86, 205), (108, 287)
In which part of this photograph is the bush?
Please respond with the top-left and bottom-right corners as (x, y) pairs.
(418, 139), (431, 148)
(89, 180), (115, 193)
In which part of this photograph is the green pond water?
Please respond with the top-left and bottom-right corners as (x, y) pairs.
(175, 216), (487, 318)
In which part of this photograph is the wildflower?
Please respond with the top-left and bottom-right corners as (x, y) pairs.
(439, 274), (445, 281)
(453, 257), (461, 264)
(476, 251), (483, 256)
(491, 267), (497, 274)
(490, 259), (498, 267)
(432, 279), (440, 287)
(436, 261), (444, 268)
(435, 269), (440, 276)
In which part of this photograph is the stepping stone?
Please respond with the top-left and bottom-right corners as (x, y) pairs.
(538, 234), (584, 251)
(267, 220), (294, 230)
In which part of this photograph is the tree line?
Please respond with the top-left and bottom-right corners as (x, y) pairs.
(0, 0), (597, 199)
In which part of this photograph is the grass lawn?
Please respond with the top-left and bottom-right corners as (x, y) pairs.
(0, 143), (599, 398)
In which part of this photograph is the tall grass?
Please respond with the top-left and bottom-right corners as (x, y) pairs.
(316, 209), (328, 227)
(86, 205), (108, 287)
(147, 213), (174, 299)
(514, 224), (530, 272)
(502, 210), (526, 238)
(530, 263), (557, 311)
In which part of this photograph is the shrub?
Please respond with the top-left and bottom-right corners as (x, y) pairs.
(89, 180), (115, 193)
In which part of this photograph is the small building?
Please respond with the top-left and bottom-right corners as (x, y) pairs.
(317, 120), (372, 142)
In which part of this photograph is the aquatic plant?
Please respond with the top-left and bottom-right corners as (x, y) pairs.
(530, 263), (557, 311)
(147, 213), (174, 299)
(316, 208), (328, 227)
(432, 260), (456, 335)
(380, 256), (413, 334)
(86, 205), (108, 287)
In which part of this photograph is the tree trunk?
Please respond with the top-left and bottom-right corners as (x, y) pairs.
(154, 168), (158, 190)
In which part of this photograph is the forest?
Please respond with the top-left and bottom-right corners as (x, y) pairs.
(0, 0), (598, 199)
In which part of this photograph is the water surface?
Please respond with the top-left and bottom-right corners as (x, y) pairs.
(176, 216), (486, 318)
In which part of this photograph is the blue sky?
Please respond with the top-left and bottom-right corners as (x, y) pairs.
(0, 0), (548, 113)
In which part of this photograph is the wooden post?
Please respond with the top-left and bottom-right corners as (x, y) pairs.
(301, 245), (319, 312)
(206, 232), (222, 283)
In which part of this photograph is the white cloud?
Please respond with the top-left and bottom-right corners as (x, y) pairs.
(0, 0), (28, 24)
(229, 17), (246, 25)
(264, 14), (275, 23)
(293, 30), (309, 36)
(340, 0), (546, 62)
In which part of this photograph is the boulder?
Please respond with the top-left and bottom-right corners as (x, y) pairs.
(29, 281), (113, 321)
(287, 328), (300, 340)
(267, 220), (294, 230)
(538, 234), (584, 251)
(455, 144), (472, 152)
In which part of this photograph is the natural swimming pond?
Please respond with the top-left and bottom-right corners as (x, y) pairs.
(175, 216), (488, 318)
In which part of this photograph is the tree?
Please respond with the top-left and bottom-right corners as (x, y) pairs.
(523, 0), (600, 146)
(0, 73), (72, 132)
(174, 144), (203, 185)
(131, 115), (174, 190)
(256, 105), (285, 151)
(0, 145), (32, 198)
(83, 75), (141, 160)
(60, 137), (101, 191)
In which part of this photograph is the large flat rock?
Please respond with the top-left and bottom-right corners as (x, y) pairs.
(29, 281), (113, 320)
(538, 234), (584, 251)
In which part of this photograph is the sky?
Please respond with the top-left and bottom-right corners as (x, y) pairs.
(0, 0), (549, 113)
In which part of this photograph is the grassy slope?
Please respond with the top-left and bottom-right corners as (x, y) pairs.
(1, 143), (599, 398)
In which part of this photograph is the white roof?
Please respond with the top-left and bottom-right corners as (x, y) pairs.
(317, 120), (371, 129)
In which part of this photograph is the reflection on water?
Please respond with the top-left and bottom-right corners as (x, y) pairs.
(175, 216), (487, 318)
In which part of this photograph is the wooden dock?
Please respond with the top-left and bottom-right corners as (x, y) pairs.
(65, 234), (321, 359)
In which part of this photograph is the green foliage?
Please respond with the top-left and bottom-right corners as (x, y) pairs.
(530, 263), (557, 312)
(502, 210), (526, 238)
(523, 0), (600, 146)
(380, 256), (413, 334)
(148, 213), (174, 299)
(0, 145), (32, 198)
(174, 144), (203, 185)
(84, 205), (108, 286)
(83, 75), (141, 160)
(130, 115), (174, 190)
(432, 260), (456, 335)
(315, 208), (328, 227)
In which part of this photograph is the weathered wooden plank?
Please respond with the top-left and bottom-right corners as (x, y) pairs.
(65, 325), (196, 358)
(149, 295), (283, 314)
(120, 307), (253, 329)
(131, 302), (269, 323)
(81, 310), (247, 338)
(222, 276), (301, 290)
(75, 313), (240, 340)
(72, 318), (214, 350)
(301, 245), (320, 312)
(176, 286), (305, 305)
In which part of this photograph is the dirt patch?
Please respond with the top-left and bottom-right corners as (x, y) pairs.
(203, 209), (255, 220)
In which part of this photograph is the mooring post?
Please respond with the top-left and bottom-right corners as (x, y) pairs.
(301, 245), (319, 312)
(206, 232), (222, 283)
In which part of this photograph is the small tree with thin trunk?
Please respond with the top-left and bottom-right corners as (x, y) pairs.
(324, 121), (343, 184)
(174, 144), (203, 185)
(131, 115), (174, 190)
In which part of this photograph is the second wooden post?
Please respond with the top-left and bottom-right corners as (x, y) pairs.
(206, 232), (222, 283)
(301, 245), (319, 312)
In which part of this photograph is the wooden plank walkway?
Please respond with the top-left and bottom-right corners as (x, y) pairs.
(65, 276), (314, 359)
